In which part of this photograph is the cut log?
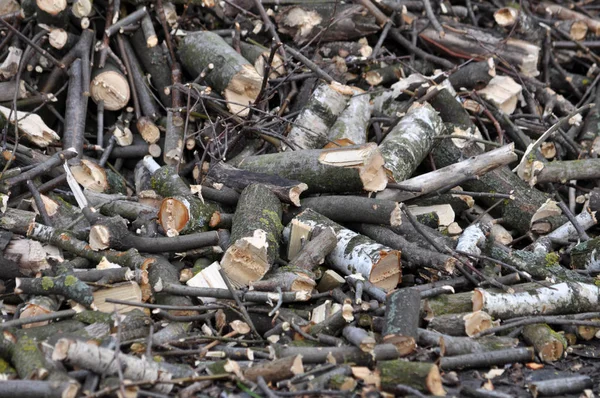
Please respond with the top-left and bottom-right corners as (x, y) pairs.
(178, 31), (262, 116)
(286, 208), (401, 291)
(244, 355), (303, 382)
(521, 323), (567, 362)
(89, 58), (130, 111)
(439, 347), (535, 370)
(220, 184), (283, 287)
(427, 311), (494, 337)
(327, 88), (370, 145)
(238, 143), (387, 194)
(378, 102), (443, 182)
(377, 360), (445, 396)
(417, 329), (519, 357)
(382, 288), (420, 355)
(528, 376), (593, 398)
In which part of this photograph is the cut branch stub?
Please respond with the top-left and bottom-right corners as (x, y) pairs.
(221, 184), (283, 287)
(178, 31), (262, 117)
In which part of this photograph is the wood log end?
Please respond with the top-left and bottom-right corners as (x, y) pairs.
(146, 35), (159, 48)
(72, 0), (93, 18)
(71, 160), (108, 193)
(112, 125), (134, 146)
(137, 117), (160, 144)
(382, 334), (416, 356)
(472, 289), (484, 312)
(390, 202), (402, 227)
(426, 365), (446, 396)
(538, 339), (564, 362)
(464, 310), (493, 337)
(289, 183), (308, 207)
(225, 64), (262, 117)
(90, 71), (130, 111)
(51, 338), (72, 361)
(37, 0), (67, 15)
(89, 225), (110, 251)
(493, 7), (518, 27)
(221, 230), (270, 287)
(369, 250), (401, 291)
(158, 197), (190, 236)
(569, 21), (588, 41)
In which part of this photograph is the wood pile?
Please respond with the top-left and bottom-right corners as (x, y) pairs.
(0, 0), (600, 396)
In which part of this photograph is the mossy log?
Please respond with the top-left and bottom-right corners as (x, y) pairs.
(521, 323), (567, 362)
(285, 82), (352, 150)
(378, 102), (444, 182)
(377, 360), (445, 396)
(238, 143), (387, 194)
(178, 31), (262, 117)
(15, 274), (94, 308)
(570, 236), (600, 271)
(287, 208), (401, 291)
(221, 184), (283, 288)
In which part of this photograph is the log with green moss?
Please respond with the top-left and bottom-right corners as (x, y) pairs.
(15, 274), (94, 308)
(377, 360), (445, 396)
(521, 323), (567, 362)
(145, 157), (218, 235)
(238, 143), (388, 194)
(178, 31), (262, 117)
(221, 184), (283, 288)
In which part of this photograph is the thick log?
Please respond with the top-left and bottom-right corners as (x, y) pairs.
(221, 184), (283, 287)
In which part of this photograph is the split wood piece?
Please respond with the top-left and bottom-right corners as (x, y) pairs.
(376, 360), (445, 396)
(251, 270), (315, 292)
(206, 161), (308, 206)
(238, 143), (387, 193)
(185, 261), (226, 303)
(531, 207), (597, 253)
(92, 282), (143, 314)
(244, 355), (303, 382)
(432, 137), (564, 235)
(526, 158), (600, 186)
(285, 82), (352, 150)
(427, 311), (494, 337)
(571, 237), (600, 271)
(15, 274), (94, 308)
(317, 269), (345, 292)
(418, 20), (540, 77)
(378, 144), (517, 202)
(487, 244), (591, 284)
(448, 59), (496, 91)
(417, 329), (519, 357)
(146, 158), (218, 235)
(382, 288), (419, 355)
(343, 326), (376, 353)
(521, 323), (567, 363)
(528, 375), (593, 398)
(131, 29), (172, 106)
(162, 282), (310, 303)
(327, 87), (370, 145)
(378, 102), (443, 182)
(0, 380), (79, 398)
(478, 75), (523, 114)
(287, 225), (337, 272)
(274, 343), (400, 365)
(224, 38), (286, 79)
(163, 111), (184, 166)
(473, 282), (600, 318)
(287, 208), (401, 291)
(534, 2), (600, 35)
(440, 347), (535, 371)
(0, 105), (59, 148)
(309, 304), (354, 336)
(52, 338), (173, 393)
(88, 213), (221, 252)
(178, 31), (262, 117)
(355, 224), (457, 273)
(70, 160), (126, 195)
(89, 58), (130, 111)
(288, 196), (401, 227)
(221, 184), (283, 288)
(274, 4), (379, 45)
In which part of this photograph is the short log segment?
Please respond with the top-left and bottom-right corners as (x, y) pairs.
(287, 226), (337, 271)
(417, 329), (519, 357)
(378, 102), (444, 182)
(521, 323), (567, 362)
(206, 161), (308, 206)
(376, 360), (445, 396)
(382, 288), (420, 355)
(343, 326), (376, 353)
(427, 311), (494, 337)
(147, 158), (218, 235)
(243, 355), (303, 382)
(285, 82), (351, 150)
(473, 282), (600, 318)
(274, 343), (400, 365)
(52, 338), (173, 393)
(327, 88), (370, 145)
(220, 184), (283, 288)
(528, 376), (593, 398)
(528, 158), (600, 185)
(238, 143), (387, 193)
(439, 347), (535, 370)
(287, 209), (401, 291)
(178, 31), (262, 117)
(15, 274), (94, 308)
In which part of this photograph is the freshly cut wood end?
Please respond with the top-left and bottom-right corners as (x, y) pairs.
(20, 303), (53, 328)
(539, 338), (564, 362)
(569, 21), (588, 41)
(287, 219), (312, 259)
(89, 225), (110, 251)
(289, 183), (308, 207)
(221, 229), (270, 287)
(360, 336), (377, 353)
(72, 0), (93, 18)
(0, 105), (59, 148)
(255, 52), (286, 79)
(318, 143), (387, 192)
(329, 81), (355, 96)
(52, 338), (72, 361)
(31, 194), (58, 217)
(38, 0), (67, 15)
(531, 199), (561, 225)
(146, 35), (159, 48)
(364, 70), (384, 86)
(368, 250), (401, 292)
(112, 125), (133, 146)
(382, 334), (416, 356)
(472, 289), (484, 312)
(426, 365), (446, 396)
(158, 197), (190, 235)
(276, 7), (322, 41)
(224, 64), (262, 117)
(71, 159), (108, 193)
(137, 117), (160, 144)
(506, 38), (540, 77)
(290, 274), (317, 292)
(390, 202), (402, 227)
(291, 355), (304, 375)
(478, 75), (522, 114)
(90, 71), (130, 111)
(464, 310), (494, 337)
(494, 7), (518, 27)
